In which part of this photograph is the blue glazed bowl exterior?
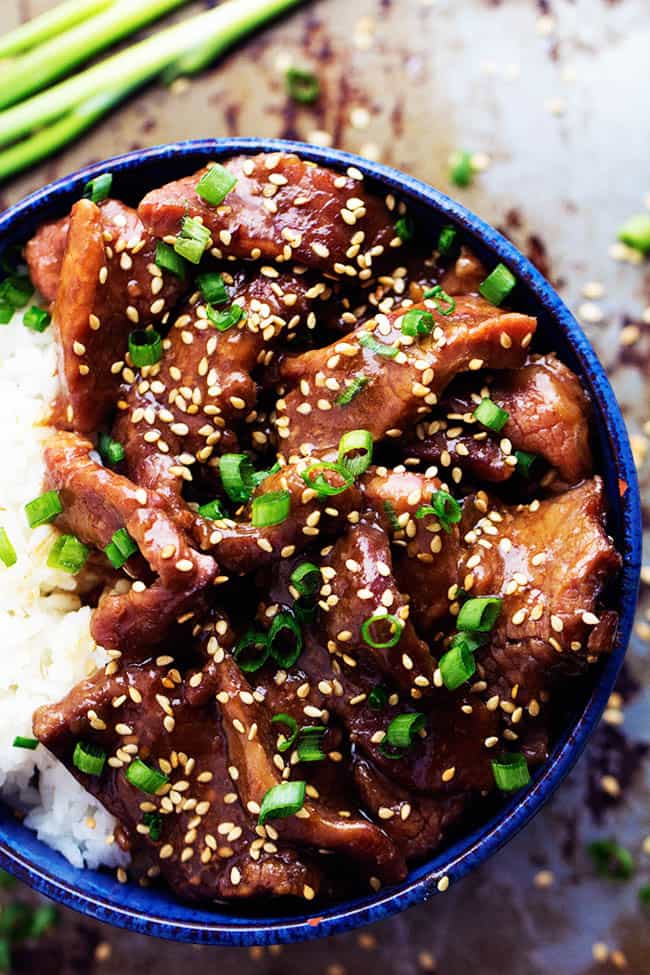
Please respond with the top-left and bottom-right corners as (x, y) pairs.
(0, 139), (641, 946)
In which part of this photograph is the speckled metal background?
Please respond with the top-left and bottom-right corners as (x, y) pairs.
(1, 0), (649, 972)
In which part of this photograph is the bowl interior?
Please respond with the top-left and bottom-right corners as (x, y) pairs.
(0, 138), (641, 946)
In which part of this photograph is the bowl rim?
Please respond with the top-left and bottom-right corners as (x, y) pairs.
(0, 137), (641, 946)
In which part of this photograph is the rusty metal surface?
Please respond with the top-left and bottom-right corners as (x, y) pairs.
(1, 0), (649, 972)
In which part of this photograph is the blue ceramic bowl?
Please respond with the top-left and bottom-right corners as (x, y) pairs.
(0, 139), (641, 945)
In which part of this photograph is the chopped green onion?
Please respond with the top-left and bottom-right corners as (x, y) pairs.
(98, 433), (125, 465)
(385, 712), (425, 750)
(252, 489), (291, 528)
(587, 839), (635, 880)
(290, 562), (320, 598)
(335, 375), (369, 406)
(182, 215), (211, 245)
(0, 528), (16, 568)
(361, 612), (404, 649)
(23, 306), (51, 332)
(104, 527), (138, 569)
(128, 328), (162, 367)
(394, 215), (415, 242)
(0, 303), (13, 325)
(423, 284), (456, 317)
(285, 66), (320, 103)
(438, 224), (458, 256)
(456, 597), (502, 632)
(416, 490), (462, 533)
(515, 450), (537, 476)
(383, 500), (400, 532)
(196, 271), (228, 305)
(473, 397), (510, 433)
(367, 685), (389, 710)
(0, 274), (33, 310)
(639, 884), (650, 907)
(155, 241), (187, 278)
(13, 736), (37, 750)
(439, 640), (476, 690)
(252, 461), (281, 488)
(206, 301), (244, 332)
(173, 237), (204, 264)
(47, 534), (89, 574)
(25, 489), (63, 528)
(359, 332), (398, 358)
(617, 213), (650, 256)
(233, 629), (269, 673)
(258, 780), (306, 825)
(296, 726), (326, 763)
(271, 713), (298, 753)
(142, 811), (163, 842)
(301, 462), (354, 497)
(449, 149), (474, 188)
(125, 758), (169, 795)
(491, 753), (530, 792)
(294, 596), (318, 626)
(196, 163), (238, 206)
(28, 902), (58, 938)
(479, 263), (516, 306)
(73, 741), (106, 776)
(401, 308), (434, 337)
(268, 609), (303, 668)
(220, 453), (256, 503)
(338, 429), (373, 478)
(198, 498), (226, 520)
(82, 172), (112, 204)
(448, 631), (487, 655)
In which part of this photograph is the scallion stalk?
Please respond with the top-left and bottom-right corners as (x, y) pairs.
(0, 0), (112, 60)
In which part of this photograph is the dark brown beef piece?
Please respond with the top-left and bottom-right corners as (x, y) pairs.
(33, 199), (184, 433)
(361, 468), (461, 635)
(279, 297), (536, 458)
(139, 152), (398, 278)
(443, 354), (593, 485)
(33, 659), (322, 901)
(44, 431), (217, 654)
(460, 478), (620, 707)
(439, 247), (487, 296)
(24, 213), (70, 303)
(404, 420), (516, 484)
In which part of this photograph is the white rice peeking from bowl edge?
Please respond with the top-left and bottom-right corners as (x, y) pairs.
(0, 304), (128, 871)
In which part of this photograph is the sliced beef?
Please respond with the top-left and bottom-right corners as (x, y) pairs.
(279, 297), (536, 457)
(404, 419), (516, 484)
(43, 199), (184, 433)
(139, 152), (398, 279)
(439, 247), (487, 296)
(24, 213), (70, 303)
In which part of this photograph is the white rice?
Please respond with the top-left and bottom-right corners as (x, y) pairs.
(0, 306), (128, 871)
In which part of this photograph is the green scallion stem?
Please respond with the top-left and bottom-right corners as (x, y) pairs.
(0, 0), (112, 60)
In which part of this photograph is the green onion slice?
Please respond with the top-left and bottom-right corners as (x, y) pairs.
(13, 736), (37, 750)
(296, 726), (326, 763)
(98, 433), (125, 465)
(456, 597), (502, 632)
(401, 309), (434, 337)
(82, 172), (112, 204)
(252, 489), (291, 528)
(473, 397), (510, 433)
(47, 534), (89, 574)
(394, 215), (414, 242)
(294, 596), (318, 626)
(73, 741), (106, 776)
(197, 271), (228, 305)
(335, 375), (369, 406)
(479, 263), (516, 306)
(128, 329), (162, 368)
(125, 758), (169, 795)
(258, 780), (306, 825)
(361, 612), (404, 649)
(198, 498), (226, 520)
(448, 631), (487, 655)
(423, 284), (456, 316)
(268, 610), (303, 669)
(104, 527), (138, 569)
(0, 528), (16, 568)
(23, 306), (51, 332)
(383, 500), (400, 531)
(220, 453), (256, 503)
(439, 641), (476, 690)
(173, 236), (205, 265)
(359, 332), (398, 358)
(367, 686), (389, 710)
(0, 303), (13, 324)
(286, 66), (320, 103)
(438, 224), (458, 256)
(25, 489), (62, 527)
(449, 149), (473, 188)
(586, 839), (635, 880)
(639, 884), (650, 906)
(142, 811), (163, 842)
(491, 753), (531, 792)
(617, 213), (650, 256)
(385, 712), (425, 750)
(0, 274), (32, 310)
(416, 490), (462, 533)
(338, 429), (373, 478)
(233, 629), (269, 673)
(271, 713), (298, 753)
(302, 462), (354, 497)
(181, 215), (211, 247)
(515, 450), (537, 476)
(206, 302), (244, 332)
(155, 241), (187, 279)
(196, 164), (238, 206)
(290, 562), (320, 598)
